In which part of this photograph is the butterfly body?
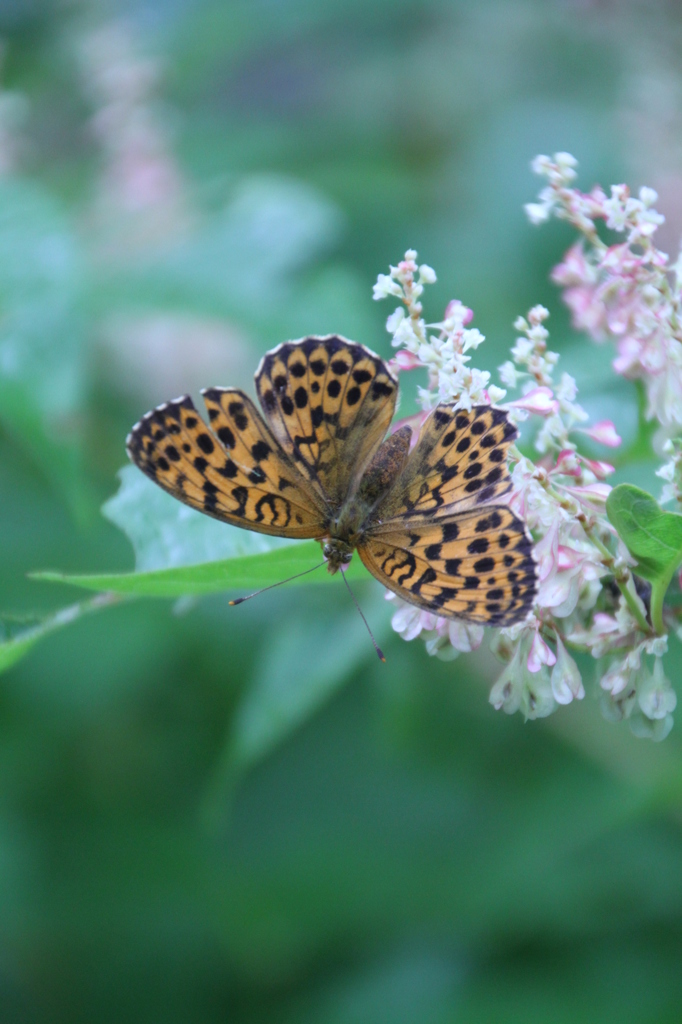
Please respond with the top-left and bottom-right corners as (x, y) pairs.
(322, 424), (413, 573)
(127, 336), (537, 625)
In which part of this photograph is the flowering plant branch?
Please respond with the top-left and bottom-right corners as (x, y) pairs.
(374, 153), (682, 740)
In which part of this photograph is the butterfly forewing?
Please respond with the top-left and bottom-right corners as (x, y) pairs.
(359, 506), (536, 625)
(255, 335), (398, 507)
(376, 404), (517, 522)
(126, 391), (325, 538)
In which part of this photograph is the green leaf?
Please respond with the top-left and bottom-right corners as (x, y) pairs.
(0, 596), (120, 676)
(606, 484), (682, 634)
(606, 485), (682, 582)
(32, 542), (373, 598)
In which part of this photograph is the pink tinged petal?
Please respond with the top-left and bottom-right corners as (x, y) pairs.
(561, 285), (607, 339)
(579, 420), (622, 447)
(554, 449), (581, 477)
(508, 387), (559, 416)
(613, 337), (643, 375)
(537, 571), (578, 613)
(527, 632), (557, 673)
(550, 637), (585, 704)
(582, 457), (615, 480)
(556, 545), (581, 571)
(551, 243), (590, 286)
(390, 349), (422, 372)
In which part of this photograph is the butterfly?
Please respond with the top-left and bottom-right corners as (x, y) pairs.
(126, 335), (537, 626)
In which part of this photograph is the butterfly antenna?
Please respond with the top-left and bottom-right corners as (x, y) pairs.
(229, 560), (327, 605)
(341, 569), (386, 663)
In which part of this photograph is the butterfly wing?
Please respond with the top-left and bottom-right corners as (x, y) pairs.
(375, 404), (518, 522)
(254, 335), (398, 507)
(360, 404), (537, 625)
(126, 388), (326, 538)
(358, 507), (536, 626)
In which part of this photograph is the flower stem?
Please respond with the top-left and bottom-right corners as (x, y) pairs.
(649, 579), (668, 637)
(580, 524), (652, 635)
(616, 577), (651, 635)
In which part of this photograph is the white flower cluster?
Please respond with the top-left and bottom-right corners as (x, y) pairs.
(599, 634), (676, 742)
(489, 307), (661, 726)
(374, 250), (506, 412)
(528, 152), (682, 433)
(374, 235), (676, 739)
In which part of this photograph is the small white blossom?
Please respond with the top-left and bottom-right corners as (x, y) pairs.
(550, 636), (585, 704)
(373, 274), (403, 300)
(524, 201), (552, 224)
(499, 360), (522, 388)
(385, 307), (405, 332)
(637, 658), (677, 720)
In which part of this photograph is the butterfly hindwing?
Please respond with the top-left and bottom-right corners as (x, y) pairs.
(126, 390), (326, 538)
(255, 335), (398, 506)
(376, 404), (518, 522)
(359, 506), (536, 625)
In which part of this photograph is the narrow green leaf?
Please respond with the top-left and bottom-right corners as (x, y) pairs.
(0, 595), (121, 676)
(32, 542), (373, 598)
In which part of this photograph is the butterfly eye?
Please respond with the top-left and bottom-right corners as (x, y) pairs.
(342, 552), (352, 564)
(323, 543), (333, 558)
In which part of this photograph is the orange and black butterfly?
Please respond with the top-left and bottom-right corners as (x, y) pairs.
(127, 336), (536, 626)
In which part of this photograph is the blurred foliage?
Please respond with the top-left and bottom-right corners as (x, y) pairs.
(1, 0), (682, 1021)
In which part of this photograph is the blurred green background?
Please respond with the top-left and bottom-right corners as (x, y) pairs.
(2, 1), (682, 1020)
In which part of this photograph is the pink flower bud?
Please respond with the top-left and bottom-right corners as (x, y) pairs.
(581, 457), (615, 480)
(554, 449), (581, 477)
(508, 387), (559, 416)
(556, 545), (580, 570)
(527, 632), (557, 673)
(579, 420), (622, 447)
(562, 482), (611, 506)
(390, 350), (422, 371)
(444, 299), (473, 325)
(592, 613), (619, 635)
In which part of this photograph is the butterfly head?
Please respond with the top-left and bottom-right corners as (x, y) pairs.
(322, 538), (354, 575)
